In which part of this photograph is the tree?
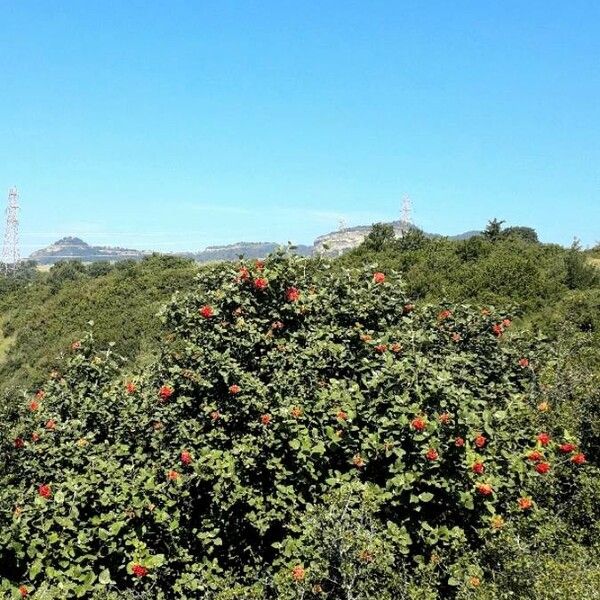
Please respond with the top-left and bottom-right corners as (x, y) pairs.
(564, 238), (598, 290)
(503, 226), (539, 243)
(483, 219), (505, 241)
(362, 222), (396, 252)
(396, 227), (428, 252)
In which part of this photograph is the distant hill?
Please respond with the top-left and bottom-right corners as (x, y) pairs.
(29, 237), (149, 265)
(182, 242), (313, 262)
(28, 238), (312, 265)
(28, 225), (479, 264)
(314, 221), (480, 256)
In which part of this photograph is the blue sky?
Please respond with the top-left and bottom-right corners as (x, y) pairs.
(1, 1), (599, 254)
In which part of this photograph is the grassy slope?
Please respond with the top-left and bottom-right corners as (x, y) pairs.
(0, 255), (200, 395)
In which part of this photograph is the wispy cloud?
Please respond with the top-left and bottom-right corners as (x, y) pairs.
(184, 203), (390, 228)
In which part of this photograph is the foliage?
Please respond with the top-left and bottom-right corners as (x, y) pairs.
(0, 255), (199, 395)
(503, 226), (539, 243)
(564, 239), (599, 290)
(0, 253), (595, 598)
(340, 224), (596, 314)
(482, 218), (505, 241)
(361, 222), (396, 252)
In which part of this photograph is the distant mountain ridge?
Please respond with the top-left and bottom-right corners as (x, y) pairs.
(29, 237), (149, 265)
(181, 242), (313, 262)
(28, 223), (480, 264)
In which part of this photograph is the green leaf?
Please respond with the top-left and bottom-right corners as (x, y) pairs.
(29, 560), (42, 579)
(98, 569), (112, 585)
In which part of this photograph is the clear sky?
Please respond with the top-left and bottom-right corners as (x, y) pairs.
(1, 1), (599, 254)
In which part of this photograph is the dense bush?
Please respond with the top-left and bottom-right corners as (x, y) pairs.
(0, 253), (595, 598)
(339, 224), (596, 312)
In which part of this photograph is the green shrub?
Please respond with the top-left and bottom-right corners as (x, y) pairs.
(0, 253), (593, 598)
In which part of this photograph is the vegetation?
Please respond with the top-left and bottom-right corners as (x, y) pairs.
(0, 223), (599, 598)
(0, 255), (199, 394)
(339, 222), (598, 317)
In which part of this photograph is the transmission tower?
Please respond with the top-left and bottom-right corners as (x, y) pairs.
(401, 195), (412, 226)
(2, 187), (20, 274)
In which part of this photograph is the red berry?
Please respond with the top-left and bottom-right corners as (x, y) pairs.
(285, 287), (300, 302)
(476, 483), (493, 496)
(559, 443), (576, 454)
(438, 412), (451, 424)
(527, 450), (543, 462)
(537, 432), (551, 446)
(199, 305), (214, 319)
(425, 448), (439, 461)
(132, 564), (148, 577)
(159, 385), (174, 401)
(518, 497), (533, 510)
(38, 484), (52, 499)
(474, 434), (487, 448)
(254, 278), (268, 290)
(411, 417), (427, 431)
(492, 323), (503, 337)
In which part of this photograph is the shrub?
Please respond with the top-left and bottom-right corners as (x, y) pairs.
(0, 253), (593, 598)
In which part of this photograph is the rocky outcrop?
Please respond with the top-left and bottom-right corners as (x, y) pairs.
(313, 221), (413, 256)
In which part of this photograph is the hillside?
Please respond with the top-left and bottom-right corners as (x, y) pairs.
(27, 223), (479, 265)
(0, 255), (200, 394)
(5, 227), (600, 396)
(0, 245), (599, 599)
(1, 225), (599, 599)
(29, 237), (150, 264)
